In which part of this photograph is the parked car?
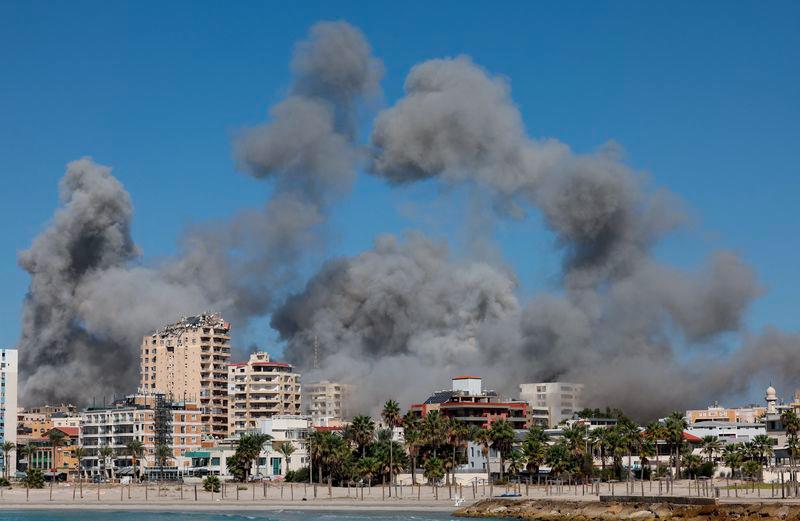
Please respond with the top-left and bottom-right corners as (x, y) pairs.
(92, 475), (108, 483)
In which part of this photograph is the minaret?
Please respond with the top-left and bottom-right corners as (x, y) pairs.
(766, 384), (778, 414)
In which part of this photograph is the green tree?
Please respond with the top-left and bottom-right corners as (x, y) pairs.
(402, 411), (422, 485)
(682, 454), (703, 478)
(381, 400), (401, 493)
(521, 426), (548, 477)
(508, 449), (524, 477)
(722, 444), (742, 478)
(546, 439), (573, 476)
(203, 475), (221, 492)
(126, 439), (144, 481)
(155, 444), (172, 480)
(1, 441), (15, 480)
(228, 433), (271, 482)
(490, 419), (515, 481)
(665, 412), (687, 479)
(423, 456), (444, 484)
(700, 436), (722, 463)
(589, 427), (611, 472)
(23, 468), (45, 488)
(422, 411), (449, 458)
(357, 456), (381, 487)
(350, 415), (376, 457)
(276, 442), (296, 476)
(47, 429), (66, 472)
(474, 427), (493, 484)
(73, 445), (86, 498)
(98, 445), (114, 479)
(644, 421), (667, 472)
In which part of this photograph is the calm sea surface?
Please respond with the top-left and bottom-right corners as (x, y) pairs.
(0, 510), (488, 521)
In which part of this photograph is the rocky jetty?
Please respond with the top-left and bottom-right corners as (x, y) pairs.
(455, 499), (800, 521)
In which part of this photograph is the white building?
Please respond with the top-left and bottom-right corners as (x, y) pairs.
(302, 380), (353, 425)
(686, 421), (766, 444)
(258, 415), (311, 475)
(519, 382), (583, 427)
(0, 348), (18, 476)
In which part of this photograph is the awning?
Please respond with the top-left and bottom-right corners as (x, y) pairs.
(185, 451), (211, 458)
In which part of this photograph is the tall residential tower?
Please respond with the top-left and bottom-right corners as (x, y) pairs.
(139, 313), (230, 438)
(0, 348), (18, 476)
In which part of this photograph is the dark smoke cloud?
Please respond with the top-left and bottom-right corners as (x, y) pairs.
(275, 53), (784, 420)
(17, 21), (382, 406)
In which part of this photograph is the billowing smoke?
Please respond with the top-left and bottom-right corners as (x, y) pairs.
(275, 54), (786, 420)
(17, 21), (382, 405)
(17, 23), (799, 419)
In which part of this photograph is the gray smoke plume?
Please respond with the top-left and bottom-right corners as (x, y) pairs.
(17, 21), (383, 406)
(274, 53), (783, 420)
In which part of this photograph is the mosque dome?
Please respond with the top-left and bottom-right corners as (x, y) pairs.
(766, 385), (778, 401)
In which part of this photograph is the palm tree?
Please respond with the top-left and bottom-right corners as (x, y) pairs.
(19, 443), (36, 497)
(617, 419), (640, 482)
(490, 419), (515, 481)
(639, 440), (656, 479)
(422, 411), (449, 458)
(1, 441), (15, 480)
(753, 434), (774, 467)
(98, 445), (114, 480)
(126, 439), (144, 481)
(682, 454), (703, 478)
(722, 444), (742, 478)
(701, 436), (722, 463)
(447, 420), (470, 486)
(307, 430), (327, 485)
(155, 444), (172, 480)
(508, 449), (524, 477)
(350, 415), (376, 457)
(276, 442), (296, 476)
(474, 427), (493, 484)
(665, 412), (688, 479)
(357, 456), (381, 487)
(589, 428), (610, 472)
(381, 400), (401, 493)
(546, 439), (573, 476)
(521, 428), (547, 477)
(403, 412), (422, 485)
(73, 446), (86, 497)
(644, 421), (666, 472)
(47, 429), (66, 473)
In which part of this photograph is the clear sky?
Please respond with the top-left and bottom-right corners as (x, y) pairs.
(1, 1), (798, 354)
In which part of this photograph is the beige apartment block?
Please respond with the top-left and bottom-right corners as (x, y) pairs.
(80, 394), (203, 477)
(228, 352), (302, 435)
(140, 312), (231, 438)
(302, 380), (353, 425)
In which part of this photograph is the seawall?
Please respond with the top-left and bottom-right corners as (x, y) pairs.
(455, 499), (800, 520)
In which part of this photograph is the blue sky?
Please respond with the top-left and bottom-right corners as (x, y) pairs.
(1, 1), (798, 354)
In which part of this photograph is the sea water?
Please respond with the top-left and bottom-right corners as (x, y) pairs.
(0, 510), (488, 521)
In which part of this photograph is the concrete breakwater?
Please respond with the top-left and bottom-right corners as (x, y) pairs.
(455, 499), (800, 520)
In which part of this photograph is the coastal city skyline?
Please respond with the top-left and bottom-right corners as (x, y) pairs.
(2, 0), (800, 445)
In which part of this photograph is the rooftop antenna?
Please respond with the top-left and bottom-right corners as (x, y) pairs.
(313, 335), (320, 371)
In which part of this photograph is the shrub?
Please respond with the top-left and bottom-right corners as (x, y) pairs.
(285, 467), (310, 483)
(23, 468), (45, 489)
(0, 477), (10, 487)
(203, 475), (221, 492)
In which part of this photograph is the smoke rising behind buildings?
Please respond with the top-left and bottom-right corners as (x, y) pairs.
(16, 21), (797, 419)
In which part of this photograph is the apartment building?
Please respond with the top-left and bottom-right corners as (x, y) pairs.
(686, 402), (766, 424)
(18, 404), (79, 438)
(301, 380), (353, 425)
(80, 394), (202, 478)
(228, 352), (301, 435)
(140, 312), (231, 438)
(411, 376), (528, 430)
(0, 348), (18, 476)
(24, 427), (80, 479)
(519, 382), (583, 427)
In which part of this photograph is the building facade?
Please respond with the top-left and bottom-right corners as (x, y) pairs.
(1, 348), (18, 476)
(411, 377), (528, 430)
(24, 427), (80, 479)
(228, 352), (301, 435)
(140, 313), (231, 438)
(80, 394), (203, 478)
(301, 380), (353, 425)
(686, 402), (766, 425)
(519, 382), (583, 427)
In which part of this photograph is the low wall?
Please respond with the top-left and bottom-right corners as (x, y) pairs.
(599, 495), (716, 505)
